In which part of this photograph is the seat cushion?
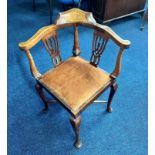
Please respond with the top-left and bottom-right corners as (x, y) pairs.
(39, 57), (112, 115)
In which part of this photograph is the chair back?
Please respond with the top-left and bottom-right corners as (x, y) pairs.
(19, 8), (131, 79)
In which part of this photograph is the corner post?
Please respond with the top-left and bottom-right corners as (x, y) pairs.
(110, 46), (125, 77)
(35, 83), (49, 112)
(72, 24), (80, 56)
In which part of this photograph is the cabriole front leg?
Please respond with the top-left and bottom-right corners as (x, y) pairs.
(70, 116), (82, 149)
(107, 82), (118, 113)
(35, 83), (48, 112)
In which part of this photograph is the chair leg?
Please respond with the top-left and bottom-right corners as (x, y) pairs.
(107, 82), (118, 113)
(70, 116), (82, 149)
(35, 83), (48, 112)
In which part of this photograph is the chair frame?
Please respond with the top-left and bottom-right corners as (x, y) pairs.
(19, 8), (130, 148)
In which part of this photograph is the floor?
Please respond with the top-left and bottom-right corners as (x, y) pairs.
(8, 1), (148, 154)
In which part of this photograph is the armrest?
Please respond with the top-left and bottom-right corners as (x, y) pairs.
(95, 23), (131, 49)
(18, 25), (57, 79)
(94, 24), (131, 78)
(18, 25), (57, 51)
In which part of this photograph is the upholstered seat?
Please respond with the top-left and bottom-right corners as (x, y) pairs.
(39, 56), (112, 115)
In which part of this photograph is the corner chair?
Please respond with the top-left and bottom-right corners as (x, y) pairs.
(19, 8), (131, 148)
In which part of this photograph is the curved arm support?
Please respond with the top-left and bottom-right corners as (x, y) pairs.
(25, 50), (42, 79)
(95, 23), (131, 49)
(110, 46), (125, 78)
(18, 25), (57, 51)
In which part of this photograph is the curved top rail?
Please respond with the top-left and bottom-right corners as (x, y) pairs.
(19, 8), (130, 51)
(56, 8), (96, 25)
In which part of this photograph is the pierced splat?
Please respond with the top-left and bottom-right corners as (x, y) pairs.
(90, 30), (109, 67)
(42, 31), (62, 67)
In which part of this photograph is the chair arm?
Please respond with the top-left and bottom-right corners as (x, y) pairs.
(18, 25), (57, 79)
(24, 50), (42, 79)
(110, 46), (127, 78)
(95, 23), (131, 49)
(18, 25), (57, 51)
(94, 24), (131, 78)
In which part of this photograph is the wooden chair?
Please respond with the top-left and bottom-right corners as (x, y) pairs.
(19, 8), (131, 148)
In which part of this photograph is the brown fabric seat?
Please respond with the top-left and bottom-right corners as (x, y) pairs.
(39, 56), (112, 115)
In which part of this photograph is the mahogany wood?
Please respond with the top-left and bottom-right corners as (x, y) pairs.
(70, 116), (82, 148)
(73, 24), (80, 56)
(111, 46), (125, 77)
(107, 82), (118, 113)
(42, 31), (62, 67)
(19, 8), (131, 148)
(90, 30), (109, 67)
(35, 83), (49, 111)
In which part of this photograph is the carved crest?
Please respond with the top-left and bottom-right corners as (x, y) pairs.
(56, 8), (96, 25)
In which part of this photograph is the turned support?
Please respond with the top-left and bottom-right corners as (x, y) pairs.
(35, 83), (48, 112)
(107, 82), (118, 113)
(72, 24), (80, 56)
(70, 116), (82, 148)
(111, 47), (125, 77)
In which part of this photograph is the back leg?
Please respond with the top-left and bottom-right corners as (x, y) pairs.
(35, 83), (48, 112)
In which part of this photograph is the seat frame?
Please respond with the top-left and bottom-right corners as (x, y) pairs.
(19, 8), (130, 148)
